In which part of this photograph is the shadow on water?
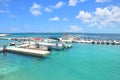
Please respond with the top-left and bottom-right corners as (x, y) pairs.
(0, 75), (5, 80)
(31, 55), (50, 61)
(1, 51), (50, 61)
(3, 52), (7, 56)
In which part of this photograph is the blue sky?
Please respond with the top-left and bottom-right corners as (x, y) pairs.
(0, 0), (120, 33)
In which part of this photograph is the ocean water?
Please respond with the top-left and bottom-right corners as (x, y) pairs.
(0, 33), (120, 80)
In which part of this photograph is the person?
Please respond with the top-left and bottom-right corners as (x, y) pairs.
(35, 43), (39, 48)
(56, 43), (58, 47)
(48, 46), (51, 51)
(62, 42), (65, 47)
(3, 45), (7, 55)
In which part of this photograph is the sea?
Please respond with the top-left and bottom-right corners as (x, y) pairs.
(0, 33), (120, 80)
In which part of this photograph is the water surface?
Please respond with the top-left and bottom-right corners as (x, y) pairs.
(0, 33), (120, 80)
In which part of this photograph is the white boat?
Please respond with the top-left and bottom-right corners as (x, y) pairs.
(38, 42), (64, 50)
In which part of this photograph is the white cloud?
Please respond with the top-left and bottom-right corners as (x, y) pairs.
(76, 6), (120, 28)
(45, 1), (65, 13)
(9, 15), (17, 18)
(45, 7), (52, 12)
(96, 0), (111, 3)
(9, 27), (20, 32)
(0, 10), (8, 13)
(54, 1), (65, 9)
(21, 7), (25, 10)
(95, 8), (111, 16)
(0, 0), (10, 14)
(70, 25), (82, 32)
(76, 11), (92, 23)
(24, 25), (30, 29)
(68, 0), (78, 6)
(29, 3), (42, 16)
(63, 18), (68, 21)
(49, 17), (69, 21)
(68, 0), (86, 6)
(9, 25), (31, 33)
(80, 0), (86, 2)
(49, 16), (60, 21)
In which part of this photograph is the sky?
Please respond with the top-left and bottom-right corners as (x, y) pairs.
(0, 0), (120, 33)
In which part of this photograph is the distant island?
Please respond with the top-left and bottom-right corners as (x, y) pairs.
(0, 33), (11, 37)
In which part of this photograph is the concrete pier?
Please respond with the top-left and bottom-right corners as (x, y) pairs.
(7, 47), (50, 57)
(0, 47), (50, 57)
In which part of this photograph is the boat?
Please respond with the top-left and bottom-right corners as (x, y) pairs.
(38, 42), (64, 50)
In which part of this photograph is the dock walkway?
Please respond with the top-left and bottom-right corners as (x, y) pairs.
(73, 40), (120, 45)
(7, 47), (50, 57)
(0, 47), (50, 57)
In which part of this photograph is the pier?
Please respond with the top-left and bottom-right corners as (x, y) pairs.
(73, 39), (120, 45)
(60, 34), (120, 45)
(0, 36), (73, 57)
(60, 38), (120, 45)
(0, 47), (50, 57)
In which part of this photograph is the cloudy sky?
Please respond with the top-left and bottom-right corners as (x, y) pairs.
(0, 0), (120, 33)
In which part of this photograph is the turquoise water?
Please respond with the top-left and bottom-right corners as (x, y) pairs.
(0, 33), (120, 80)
